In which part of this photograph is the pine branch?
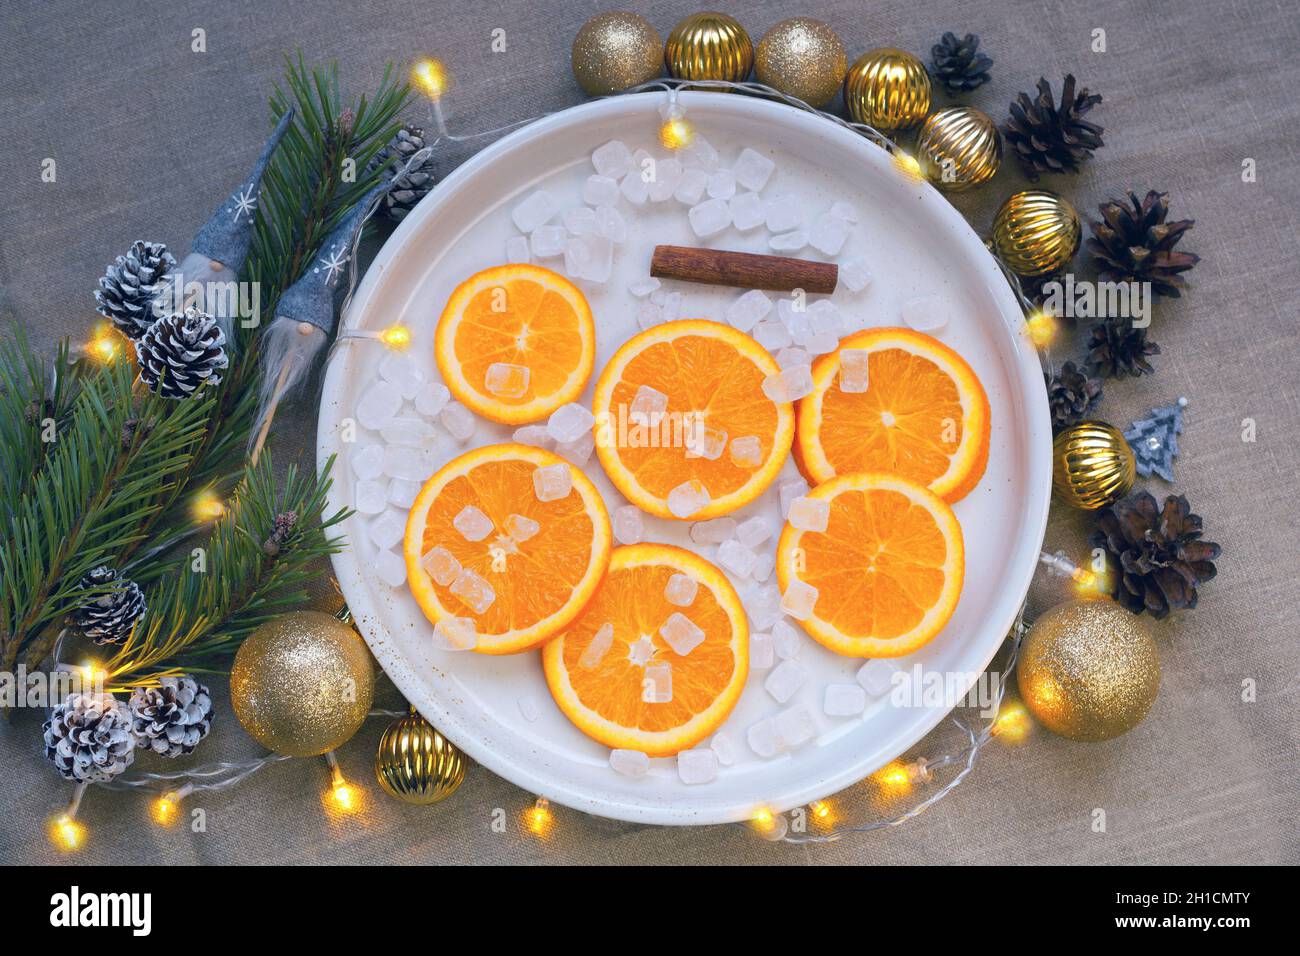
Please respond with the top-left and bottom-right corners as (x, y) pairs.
(0, 326), (79, 520)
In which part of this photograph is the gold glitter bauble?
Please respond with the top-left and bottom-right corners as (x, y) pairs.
(915, 107), (1002, 192)
(992, 189), (1080, 277)
(754, 17), (846, 109)
(375, 711), (466, 805)
(1018, 599), (1159, 741)
(665, 12), (754, 84)
(1052, 420), (1136, 510)
(843, 48), (931, 131)
(571, 12), (663, 96)
(230, 611), (374, 757)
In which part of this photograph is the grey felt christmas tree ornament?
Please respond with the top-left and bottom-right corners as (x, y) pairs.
(1125, 398), (1187, 482)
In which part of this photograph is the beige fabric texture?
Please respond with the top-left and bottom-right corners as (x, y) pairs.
(1, 0), (1297, 865)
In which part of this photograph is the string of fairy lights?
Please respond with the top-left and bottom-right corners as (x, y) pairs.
(50, 59), (1097, 851)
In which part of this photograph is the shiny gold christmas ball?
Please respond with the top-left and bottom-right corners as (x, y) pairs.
(1018, 599), (1159, 741)
(1052, 420), (1136, 510)
(754, 17), (846, 109)
(843, 48), (931, 131)
(230, 611), (374, 757)
(571, 12), (663, 96)
(915, 107), (1002, 192)
(665, 12), (754, 84)
(992, 189), (1081, 277)
(375, 711), (466, 804)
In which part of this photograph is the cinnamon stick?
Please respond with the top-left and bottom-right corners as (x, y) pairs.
(650, 245), (838, 294)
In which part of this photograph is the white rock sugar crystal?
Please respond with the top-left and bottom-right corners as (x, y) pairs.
(504, 513), (540, 543)
(421, 545), (461, 586)
(779, 479), (810, 517)
(765, 659), (808, 703)
(647, 158), (683, 202)
(769, 229), (808, 253)
(563, 205), (598, 235)
(355, 479), (387, 515)
(764, 194), (802, 232)
(379, 352), (424, 398)
(729, 434), (763, 468)
(710, 733), (739, 766)
(380, 416), (436, 447)
(839, 258), (873, 293)
(824, 683), (867, 716)
(725, 289), (771, 331)
(734, 147), (776, 192)
(384, 445), (436, 481)
(745, 584), (785, 631)
(374, 549), (407, 588)
(667, 479), (711, 518)
(517, 696), (540, 722)
(453, 505), (493, 542)
(804, 333), (838, 356)
(747, 717), (781, 757)
(788, 496), (830, 532)
(685, 422), (727, 460)
(752, 550), (775, 582)
(677, 748), (718, 785)
(750, 631), (775, 669)
(356, 382), (402, 431)
(387, 477), (421, 509)
(728, 191), (766, 232)
(689, 516), (736, 544)
(808, 299), (844, 335)
(773, 706), (816, 748)
(689, 198), (731, 238)
(628, 276), (660, 298)
(440, 402), (475, 442)
(547, 402), (594, 443)
(636, 301), (662, 330)
(564, 235), (614, 283)
(839, 348), (870, 393)
(642, 662), (672, 703)
(780, 579), (819, 620)
(901, 295), (949, 332)
(619, 170), (649, 205)
(368, 511), (406, 551)
(580, 622), (615, 670)
(717, 539), (757, 578)
(511, 190), (556, 233)
(736, 515), (774, 549)
(613, 505), (645, 544)
(592, 140), (633, 179)
(857, 658), (899, 696)
(512, 424), (553, 449)
(484, 362), (530, 398)
(660, 611), (705, 656)
(532, 463), (572, 502)
(530, 224), (567, 258)
(505, 235), (530, 263)
(350, 443), (386, 480)
(628, 636), (655, 666)
(706, 168), (736, 200)
(555, 431), (595, 466)
(681, 134), (719, 170)
(609, 748), (649, 778)
(761, 364), (814, 402)
(673, 167), (708, 205)
(593, 205), (625, 244)
(772, 619), (801, 659)
(583, 174), (620, 207)
(658, 290), (683, 323)
(432, 616), (477, 651)
(809, 212), (850, 256)
(776, 346), (812, 369)
(450, 567), (495, 614)
(664, 572), (698, 607)
(752, 319), (793, 351)
(414, 381), (451, 418)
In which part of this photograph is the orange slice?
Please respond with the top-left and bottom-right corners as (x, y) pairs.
(542, 544), (748, 756)
(593, 320), (794, 520)
(403, 443), (612, 654)
(435, 264), (596, 425)
(794, 327), (990, 502)
(775, 472), (964, 657)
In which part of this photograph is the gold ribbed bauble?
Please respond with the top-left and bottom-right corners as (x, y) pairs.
(754, 17), (846, 109)
(843, 48), (931, 131)
(375, 711), (466, 805)
(991, 189), (1081, 277)
(230, 611), (374, 757)
(665, 12), (754, 84)
(1018, 599), (1159, 741)
(571, 12), (663, 96)
(915, 107), (1002, 192)
(1052, 420), (1136, 510)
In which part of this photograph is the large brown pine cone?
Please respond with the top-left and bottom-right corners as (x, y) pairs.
(1087, 190), (1200, 298)
(1003, 75), (1103, 180)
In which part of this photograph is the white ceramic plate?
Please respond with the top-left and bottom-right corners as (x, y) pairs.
(318, 92), (1050, 826)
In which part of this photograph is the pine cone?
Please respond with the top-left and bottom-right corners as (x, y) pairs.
(1003, 75), (1103, 180)
(1087, 190), (1200, 298)
(930, 32), (992, 94)
(366, 125), (437, 222)
(1045, 361), (1103, 433)
(43, 693), (136, 783)
(135, 306), (229, 399)
(95, 240), (176, 339)
(128, 676), (213, 758)
(66, 566), (147, 646)
(1086, 318), (1159, 379)
(1090, 491), (1220, 618)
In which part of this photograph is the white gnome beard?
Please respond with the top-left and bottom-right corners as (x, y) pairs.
(157, 252), (247, 345)
(250, 317), (327, 451)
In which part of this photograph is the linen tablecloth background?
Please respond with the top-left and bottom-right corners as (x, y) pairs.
(1, 0), (1296, 865)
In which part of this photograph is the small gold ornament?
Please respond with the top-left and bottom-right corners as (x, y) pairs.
(1052, 420), (1136, 510)
(915, 107), (1001, 192)
(375, 710), (466, 804)
(991, 189), (1080, 277)
(843, 48), (931, 131)
(754, 17), (846, 109)
(571, 12), (663, 96)
(230, 610), (375, 757)
(1018, 599), (1159, 741)
(665, 12), (754, 85)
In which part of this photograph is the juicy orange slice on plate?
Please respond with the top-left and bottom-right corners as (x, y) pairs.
(435, 264), (596, 425)
(593, 320), (794, 520)
(403, 443), (612, 654)
(776, 472), (964, 658)
(542, 544), (748, 756)
(794, 327), (990, 503)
